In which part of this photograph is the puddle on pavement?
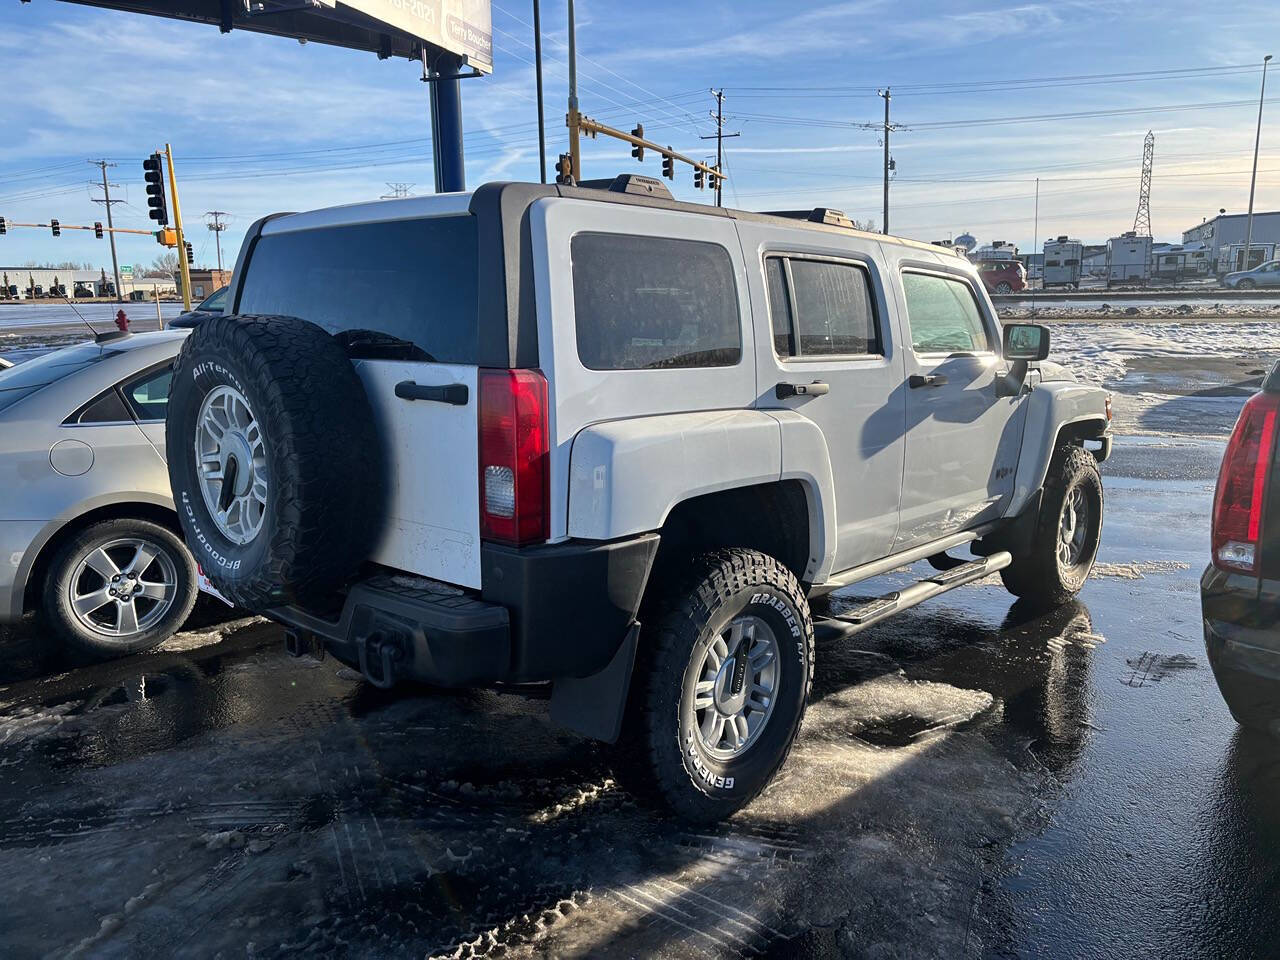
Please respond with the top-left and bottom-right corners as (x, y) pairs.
(851, 714), (941, 748)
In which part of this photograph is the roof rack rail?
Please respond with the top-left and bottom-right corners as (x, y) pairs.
(576, 174), (674, 200)
(764, 207), (855, 229)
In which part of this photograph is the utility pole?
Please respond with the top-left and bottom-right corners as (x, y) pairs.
(1244, 54), (1272, 273)
(88, 160), (124, 302)
(700, 89), (740, 207)
(1032, 177), (1039, 310)
(881, 88), (890, 234)
(533, 0), (547, 183)
(205, 211), (229, 274)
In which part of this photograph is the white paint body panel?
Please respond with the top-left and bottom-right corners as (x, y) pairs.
(353, 359), (481, 589)
(531, 198), (759, 543)
(567, 410), (782, 540)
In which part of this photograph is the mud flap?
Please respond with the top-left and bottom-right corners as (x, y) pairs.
(549, 623), (639, 743)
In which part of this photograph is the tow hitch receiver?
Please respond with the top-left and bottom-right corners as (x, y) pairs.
(284, 627), (324, 661)
(357, 631), (405, 689)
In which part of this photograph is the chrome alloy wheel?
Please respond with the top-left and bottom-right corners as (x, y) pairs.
(1058, 485), (1091, 568)
(195, 384), (268, 545)
(690, 614), (780, 760)
(68, 538), (178, 638)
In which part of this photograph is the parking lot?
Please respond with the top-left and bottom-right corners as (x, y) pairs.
(0, 314), (1272, 959)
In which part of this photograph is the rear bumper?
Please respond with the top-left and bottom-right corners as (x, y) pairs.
(268, 533), (659, 687)
(1201, 564), (1280, 716)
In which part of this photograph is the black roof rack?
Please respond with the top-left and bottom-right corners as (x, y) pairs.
(577, 173), (674, 200)
(763, 207), (855, 229)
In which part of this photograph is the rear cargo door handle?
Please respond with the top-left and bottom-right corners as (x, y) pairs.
(776, 380), (830, 399)
(394, 380), (469, 405)
(908, 374), (948, 389)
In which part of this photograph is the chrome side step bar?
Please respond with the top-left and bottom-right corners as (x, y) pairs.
(813, 550), (1011, 642)
(811, 523), (999, 596)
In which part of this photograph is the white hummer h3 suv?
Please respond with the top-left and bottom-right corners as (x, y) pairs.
(167, 175), (1111, 822)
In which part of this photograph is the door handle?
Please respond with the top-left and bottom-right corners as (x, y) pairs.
(776, 380), (830, 400)
(394, 380), (469, 405)
(908, 374), (948, 389)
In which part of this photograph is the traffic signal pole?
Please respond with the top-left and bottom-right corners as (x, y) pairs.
(165, 144), (192, 310)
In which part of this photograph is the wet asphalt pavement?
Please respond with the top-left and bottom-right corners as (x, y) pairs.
(1, 361), (1276, 957)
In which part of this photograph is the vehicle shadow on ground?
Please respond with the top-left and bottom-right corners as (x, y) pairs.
(0, 585), (1110, 958)
(0, 595), (249, 688)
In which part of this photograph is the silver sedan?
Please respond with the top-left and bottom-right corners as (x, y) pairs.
(0, 331), (201, 658)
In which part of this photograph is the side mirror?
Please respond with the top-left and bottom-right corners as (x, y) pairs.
(1003, 323), (1050, 362)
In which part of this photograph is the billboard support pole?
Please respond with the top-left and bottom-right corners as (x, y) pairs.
(429, 53), (466, 193)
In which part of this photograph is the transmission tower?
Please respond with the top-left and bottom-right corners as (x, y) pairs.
(381, 182), (415, 199)
(1132, 130), (1154, 236)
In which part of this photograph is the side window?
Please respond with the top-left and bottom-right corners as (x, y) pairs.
(765, 258), (793, 357)
(73, 389), (132, 424)
(765, 256), (880, 359)
(571, 233), (741, 370)
(901, 272), (992, 354)
(123, 365), (173, 421)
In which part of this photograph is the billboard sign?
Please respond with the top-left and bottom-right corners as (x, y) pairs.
(50, 0), (492, 70)
(340, 0), (492, 71)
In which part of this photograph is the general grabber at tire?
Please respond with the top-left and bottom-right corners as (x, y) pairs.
(165, 314), (384, 609)
(622, 549), (814, 823)
(1000, 443), (1103, 608)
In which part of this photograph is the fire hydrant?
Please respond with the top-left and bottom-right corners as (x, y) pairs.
(114, 309), (130, 333)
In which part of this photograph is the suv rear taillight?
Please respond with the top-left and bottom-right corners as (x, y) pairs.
(1212, 390), (1279, 572)
(478, 368), (549, 545)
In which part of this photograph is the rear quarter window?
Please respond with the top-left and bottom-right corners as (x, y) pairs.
(570, 232), (741, 370)
(236, 216), (478, 363)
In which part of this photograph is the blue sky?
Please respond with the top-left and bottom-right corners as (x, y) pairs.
(1, 0), (1277, 272)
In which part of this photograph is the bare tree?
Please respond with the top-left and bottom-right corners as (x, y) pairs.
(142, 252), (179, 277)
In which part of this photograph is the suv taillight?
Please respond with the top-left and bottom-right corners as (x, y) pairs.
(1212, 390), (1279, 572)
(478, 368), (549, 545)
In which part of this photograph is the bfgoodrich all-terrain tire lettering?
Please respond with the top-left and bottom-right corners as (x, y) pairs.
(1001, 444), (1103, 607)
(620, 548), (814, 823)
(166, 314), (384, 609)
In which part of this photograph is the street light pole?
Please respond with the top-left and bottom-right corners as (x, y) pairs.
(1243, 54), (1272, 273)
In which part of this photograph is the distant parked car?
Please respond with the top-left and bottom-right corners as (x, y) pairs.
(1203, 360), (1280, 731)
(1221, 259), (1280, 290)
(0, 331), (202, 658)
(976, 259), (1027, 295)
(168, 285), (227, 328)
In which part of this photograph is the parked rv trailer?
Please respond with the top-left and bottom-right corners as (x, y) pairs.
(1043, 236), (1083, 289)
(1106, 232), (1152, 287)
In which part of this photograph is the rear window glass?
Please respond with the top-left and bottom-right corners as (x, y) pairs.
(785, 258), (879, 357)
(571, 232), (741, 370)
(0, 341), (125, 413)
(237, 216), (478, 363)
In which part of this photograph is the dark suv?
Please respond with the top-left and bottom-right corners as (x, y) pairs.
(1203, 361), (1280, 731)
(976, 259), (1027, 295)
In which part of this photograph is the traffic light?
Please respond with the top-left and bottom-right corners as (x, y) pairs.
(631, 124), (645, 162)
(661, 152), (674, 180)
(154, 227), (177, 247)
(554, 152), (574, 185)
(94, 221), (103, 239)
(184, 241), (194, 265)
(51, 219), (60, 237)
(143, 153), (169, 225)
(694, 168), (705, 189)
(0, 217), (6, 235)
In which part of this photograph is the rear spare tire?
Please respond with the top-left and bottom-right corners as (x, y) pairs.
(166, 314), (384, 609)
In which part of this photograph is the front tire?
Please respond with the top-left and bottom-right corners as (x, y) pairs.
(620, 549), (814, 823)
(43, 519), (198, 659)
(1237, 279), (1256, 290)
(995, 281), (1013, 294)
(1000, 445), (1103, 607)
